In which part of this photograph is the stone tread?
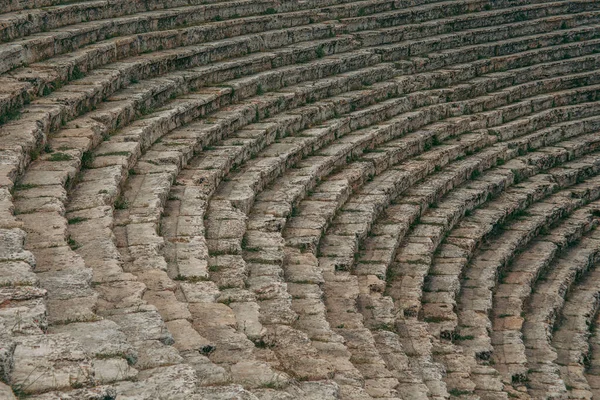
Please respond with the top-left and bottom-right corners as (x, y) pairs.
(1, 1), (596, 194)
(237, 73), (600, 400)
(2, 0), (600, 398)
(523, 227), (600, 399)
(490, 205), (600, 388)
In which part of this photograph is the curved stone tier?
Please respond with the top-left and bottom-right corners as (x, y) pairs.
(2, 0), (600, 398)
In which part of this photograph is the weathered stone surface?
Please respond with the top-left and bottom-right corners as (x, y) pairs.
(0, 382), (16, 400)
(26, 386), (117, 399)
(3, 0), (600, 397)
(49, 320), (136, 363)
(193, 385), (259, 400)
(0, 229), (35, 266)
(107, 311), (174, 345)
(10, 334), (93, 394)
(114, 364), (197, 399)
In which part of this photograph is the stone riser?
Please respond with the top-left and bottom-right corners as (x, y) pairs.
(3, 0), (600, 397)
(1, 4), (595, 196)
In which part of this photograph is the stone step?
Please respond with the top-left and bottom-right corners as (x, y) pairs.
(0, 0), (588, 130)
(399, 113), (600, 321)
(207, 60), (600, 232)
(0, 0), (228, 14)
(0, 53), (422, 394)
(156, 64), (524, 386)
(350, 138), (600, 396)
(54, 46), (394, 399)
(8, 155), (206, 394)
(2, 1), (591, 123)
(585, 309), (600, 398)
(2, 25), (596, 282)
(2, 20), (343, 118)
(433, 162), (600, 397)
(0, 44), (390, 195)
(358, 129), (599, 397)
(61, 165), (259, 395)
(0, 40), (596, 256)
(319, 124), (600, 398)
(339, 0), (553, 33)
(0, 0), (424, 113)
(353, 0), (595, 44)
(3, 54), (596, 400)
(285, 125), (595, 398)
(111, 172), (296, 390)
(0, 32), (373, 181)
(235, 80), (600, 393)
(546, 250), (600, 397)
(0, 0), (541, 55)
(375, 13), (600, 66)
(523, 227), (600, 398)
(3, 0), (600, 396)
(0, 0), (334, 48)
(227, 74), (600, 400)
(394, 29), (600, 76)
(1, 7), (595, 200)
(357, 111), (600, 283)
(490, 205), (599, 392)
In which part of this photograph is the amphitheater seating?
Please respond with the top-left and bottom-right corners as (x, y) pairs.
(3, 0), (600, 398)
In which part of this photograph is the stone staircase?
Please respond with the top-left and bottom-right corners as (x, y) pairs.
(2, 0), (600, 398)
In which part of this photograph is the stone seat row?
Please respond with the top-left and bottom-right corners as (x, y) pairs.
(448, 161), (597, 382)
(0, 48), (389, 218)
(389, 106), (600, 323)
(7, 60), (408, 398)
(355, 103), (600, 289)
(5, 7), (596, 212)
(0, 0), (536, 55)
(0, 16), (592, 324)
(468, 188), (600, 398)
(39, 39), (600, 400)
(205, 54), (600, 239)
(270, 101), (600, 400)
(241, 75), (600, 396)
(405, 155), (600, 394)
(0, 35), (391, 400)
(17, 54), (392, 319)
(197, 49), (600, 331)
(94, 40), (592, 396)
(355, 134), (600, 396)
(0, 0), (592, 200)
(488, 202), (600, 397)
(585, 302), (600, 397)
(0, 0), (584, 120)
(415, 114), (600, 323)
(368, 154), (600, 397)
(0, 0), (454, 83)
(138, 57), (596, 396)
(354, 0), (592, 45)
(373, 4), (600, 60)
(0, 0), (231, 14)
(0, 0), (582, 141)
(3, 12), (591, 252)
(0, 0), (329, 44)
(0, 27), (365, 180)
(219, 72), (600, 396)
(7, 0), (568, 189)
(354, 106), (600, 289)
(0, 0), (584, 334)
(4, 3), (600, 398)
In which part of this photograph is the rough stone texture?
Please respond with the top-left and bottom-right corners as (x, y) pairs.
(1, 0), (600, 397)
(10, 334), (93, 394)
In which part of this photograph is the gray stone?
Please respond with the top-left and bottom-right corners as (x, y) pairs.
(10, 334), (93, 394)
